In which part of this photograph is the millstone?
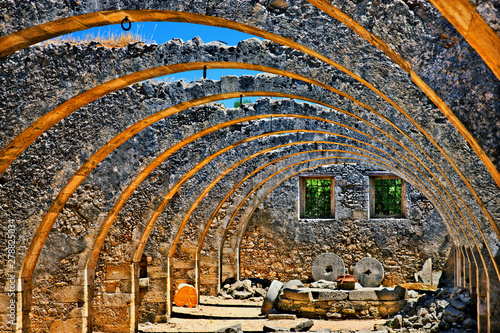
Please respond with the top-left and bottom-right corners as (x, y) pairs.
(261, 280), (283, 315)
(353, 257), (384, 287)
(311, 253), (345, 282)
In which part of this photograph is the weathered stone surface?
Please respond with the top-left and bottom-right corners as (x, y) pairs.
(317, 290), (348, 301)
(311, 253), (345, 282)
(282, 289), (313, 302)
(214, 324), (243, 333)
(290, 319), (314, 332)
(353, 257), (384, 287)
(414, 258), (433, 285)
(263, 324), (290, 332)
(268, 313), (297, 320)
(283, 280), (305, 289)
(262, 280), (284, 315)
(309, 280), (337, 289)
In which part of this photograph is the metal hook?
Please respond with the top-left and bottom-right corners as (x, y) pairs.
(240, 94), (243, 107)
(121, 17), (132, 31)
(203, 65), (207, 79)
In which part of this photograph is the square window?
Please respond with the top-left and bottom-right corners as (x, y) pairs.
(369, 176), (405, 218)
(300, 176), (334, 218)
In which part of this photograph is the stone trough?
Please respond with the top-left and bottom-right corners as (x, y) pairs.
(276, 283), (408, 319)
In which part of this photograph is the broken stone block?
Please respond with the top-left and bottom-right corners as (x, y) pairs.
(263, 324), (290, 332)
(391, 314), (403, 329)
(349, 289), (379, 301)
(414, 259), (433, 285)
(283, 279), (305, 289)
(317, 290), (348, 301)
(269, 313), (297, 320)
(310, 280), (337, 289)
(291, 319), (314, 332)
(233, 290), (253, 299)
(261, 280), (284, 315)
(214, 323), (243, 333)
(282, 288), (312, 301)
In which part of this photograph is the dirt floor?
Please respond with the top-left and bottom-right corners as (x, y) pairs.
(138, 296), (386, 332)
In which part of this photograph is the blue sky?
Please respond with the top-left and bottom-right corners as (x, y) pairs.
(64, 22), (317, 108)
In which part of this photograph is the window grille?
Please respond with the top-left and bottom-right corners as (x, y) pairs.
(304, 178), (332, 218)
(374, 178), (402, 217)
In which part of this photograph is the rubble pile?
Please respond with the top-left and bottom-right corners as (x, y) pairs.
(218, 278), (270, 301)
(387, 286), (477, 332)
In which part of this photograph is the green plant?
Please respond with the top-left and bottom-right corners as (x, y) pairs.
(233, 98), (252, 108)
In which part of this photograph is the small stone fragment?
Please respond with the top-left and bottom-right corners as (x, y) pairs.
(268, 313), (297, 320)
(391, 314), (403, 329)
(291, 319), (314, 332)
(451, 299), (467, 311)
(263, 324), (290, 332)
(214, 324), (243, 333)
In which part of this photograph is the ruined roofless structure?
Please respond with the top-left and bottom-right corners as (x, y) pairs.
(0, 0), (499, 332)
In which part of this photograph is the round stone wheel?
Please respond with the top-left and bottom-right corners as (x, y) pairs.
(353, 257), (384, 287)
(311, 253), (345, 282)
(261, 280), (284, 315)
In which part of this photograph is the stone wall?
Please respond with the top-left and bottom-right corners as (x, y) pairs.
(238, 163), (453, 287)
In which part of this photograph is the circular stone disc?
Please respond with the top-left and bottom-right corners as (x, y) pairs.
(353, 257), (384, 287)
(311, 253), (345, 282)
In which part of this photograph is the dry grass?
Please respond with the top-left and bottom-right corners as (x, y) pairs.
(43, 31), (148, 47)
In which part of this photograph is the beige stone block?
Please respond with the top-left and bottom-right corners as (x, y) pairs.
(349, 289), (378, 301)
(70, 307), (84, 318)
(50, 318), (83, 333)
(0, 293), (15, 314)
(119, 279), (132, 293)
(139, 278), (150, 289)
(299, 306), (317, 313)
(341, 308), (356, 316)
(199, 275), (218, 284)
(147, 266), (169, 279)
(173, 260), (195, 269)
(142, 291), (168, 303)
(353, 301), (370, 310)
(148, 278), (166, 292)
(105, 263), (131, 280)
(282, 288), (312, 301)
(377, 289), (402, 301)
(51, 286), (84, 303)
(102, 292), (132, 307)
(105, 280), (120, 293)
(0, 313), (16, 330)
(97, 323), (131, 333)
(318, 290), (348, 301)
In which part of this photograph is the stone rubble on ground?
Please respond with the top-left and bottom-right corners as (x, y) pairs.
(218, 278), (270, 301)
(385, 286), (477, 332)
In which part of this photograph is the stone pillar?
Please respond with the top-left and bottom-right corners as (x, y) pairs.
(454, 245), (462, 287)
(195, 253), (200, 303)
(17, 277), (31, 333)
(130, 262), (139, 333)
(476, 253), (489, 333)
(462, 246), (469, 289)
(84, 268), (95, 333)
(94, 262), (135, 333)
(489, 275), (500, 333)
(167, 257), (173, 318)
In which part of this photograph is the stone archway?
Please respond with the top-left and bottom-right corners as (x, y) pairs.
(1, 1), (499, 332)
